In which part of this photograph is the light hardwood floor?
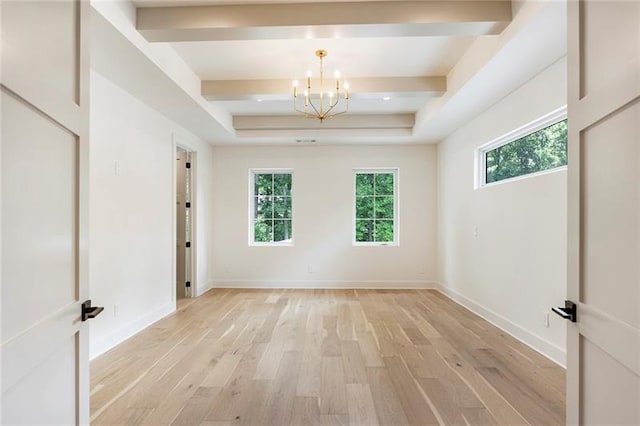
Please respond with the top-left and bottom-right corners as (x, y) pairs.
(91, 289), (565, 425)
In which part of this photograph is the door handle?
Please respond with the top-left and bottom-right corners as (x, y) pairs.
(82, 300), (104, 321)
(552, 300), (577, 322)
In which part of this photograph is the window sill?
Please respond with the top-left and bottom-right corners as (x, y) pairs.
(478, 165), (567, 189)
(250, 242), (294, 247)
(353, 242), (398, 247)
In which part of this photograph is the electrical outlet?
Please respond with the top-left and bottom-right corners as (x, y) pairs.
(114, 161), (122, 176)
(307, 265), (313, 274)
(543, 311), (550, 328)
(473, 226), (479, 237)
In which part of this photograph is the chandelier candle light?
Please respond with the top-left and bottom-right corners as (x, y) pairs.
(293, 49), (350, 122)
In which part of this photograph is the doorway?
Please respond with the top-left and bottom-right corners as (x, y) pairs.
(176, 146), (194, 300)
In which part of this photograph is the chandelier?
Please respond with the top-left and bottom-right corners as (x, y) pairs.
(293, 49), (350, 122)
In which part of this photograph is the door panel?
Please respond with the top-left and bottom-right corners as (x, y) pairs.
(581, 101), (639, 328)
(1, 0), (90, 424)
(3, 335), (78, 425)
(1, 0), (80, 103)
(1, 91), (78, 339)
(580, 1), (640, 99)
(567, 0), (640, 424)
(580, 338), (640, 425)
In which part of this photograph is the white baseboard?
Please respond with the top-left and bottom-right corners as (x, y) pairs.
(212, 280), (437, 290)
(196, 280), (213, 297)
(90, 302), (175, 360)
(436, 283), (566, 367)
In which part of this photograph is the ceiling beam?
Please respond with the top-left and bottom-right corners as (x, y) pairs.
(137, 1), (512, 42)
(233, 114), (414, 131)
(202, 77), (446, 101)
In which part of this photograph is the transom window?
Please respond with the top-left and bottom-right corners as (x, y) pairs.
(354, 169), (398, 245)
(477, 107), (568, 187)
(250, 170), (293, 245)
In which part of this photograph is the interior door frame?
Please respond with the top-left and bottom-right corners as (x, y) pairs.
(172, 135), (198, 300)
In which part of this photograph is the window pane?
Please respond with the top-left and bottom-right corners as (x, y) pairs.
(273, 196), (292, 219)
(255, 196), (273, 219)
(255, 173), (273, 195)
(355, 196), (374, 219)
(273, 173), (292, 195)
(375, 196), (394, 219)
(355, 174), (374, 196)
(374, 220), (394, 242)
(254, 220), (273, 242)
(252, 171), (293, 244)
(355, 219), (375, 242)
(273, 220), (292, 242)
(486, 119), (568, 184)
(374, 173), (394, 195)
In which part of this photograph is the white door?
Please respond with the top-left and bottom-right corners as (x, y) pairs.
(1, 0), (93, 424)
(565, 0), (640, 424)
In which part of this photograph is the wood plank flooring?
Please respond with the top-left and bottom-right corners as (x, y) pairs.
(91, 289), (565, 425)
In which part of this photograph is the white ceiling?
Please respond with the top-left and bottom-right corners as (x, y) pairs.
(93, 0), (567, 145)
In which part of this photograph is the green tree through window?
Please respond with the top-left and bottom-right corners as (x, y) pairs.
(253, 172), (292, 243)
(355, 171), (396, 243)
(485, 119), (568, 184)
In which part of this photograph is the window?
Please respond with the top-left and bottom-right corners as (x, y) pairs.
(477, 107), (568, 186)
(250, 170), (293, 245)
(354, 169), (398, 245)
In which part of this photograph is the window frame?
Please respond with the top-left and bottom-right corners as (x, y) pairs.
(475, 106), (568, 189)
(352, 167), (399, 247)
(248, 168), (294, 247)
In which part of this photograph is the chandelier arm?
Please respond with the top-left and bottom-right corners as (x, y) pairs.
(329, 109), (348, 117)
(294, 107), (323, 118)
(306, 99), (322, 117)
(294, 104), (324, 118)
(294, 93), (321, 117)
(316, 109), (348, 121)
(322, 103), (339, 117)
(321, 98), (347, 118)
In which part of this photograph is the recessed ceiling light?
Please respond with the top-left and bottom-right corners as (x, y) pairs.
(257, 99), (263, 102)
(383, 96), (391, 101)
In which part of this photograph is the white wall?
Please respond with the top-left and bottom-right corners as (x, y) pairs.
(437, 57), (568, 365)
(211, 145), (437, 288)
(89, 71), (215, 358)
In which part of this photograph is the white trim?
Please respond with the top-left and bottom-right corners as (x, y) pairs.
(212, 280), (436, 289)
(436, 283), (566, 367)
(480, 165), (568, 189)
(90, 302), (175, 360)
(248, 168), (294, 246)
(353, 167), (400, 246)
(475, 106), (568, 189)
(195, 280), (213, 297)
